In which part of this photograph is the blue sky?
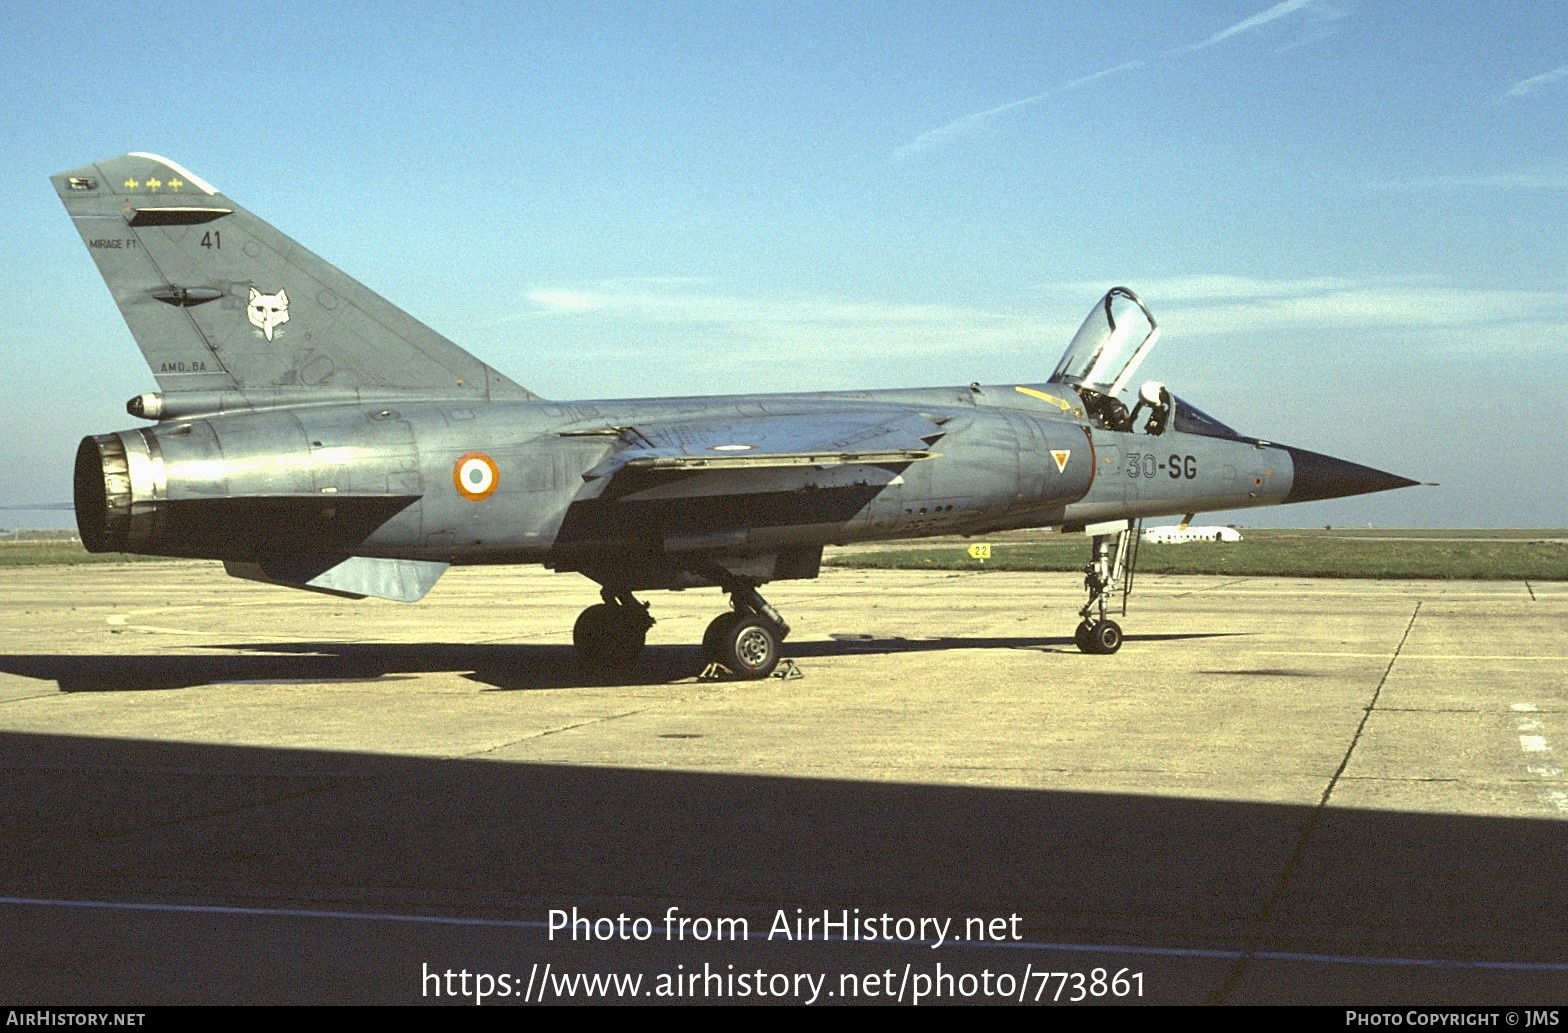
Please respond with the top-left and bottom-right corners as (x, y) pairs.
(3, 1), (1565, 528)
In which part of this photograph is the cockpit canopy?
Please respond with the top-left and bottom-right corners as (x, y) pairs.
(1046, 287), (1257, 443)
(1048, 286), (1161, 398)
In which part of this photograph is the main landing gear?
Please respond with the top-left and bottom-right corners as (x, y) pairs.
(573, 589), (655, 670)
(570, 582), (791, 680)
(701, 583), (790, 680)
(1075, 524), (1137, 655)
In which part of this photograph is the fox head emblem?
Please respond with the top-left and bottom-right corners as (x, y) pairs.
(247, 287), (290, 341)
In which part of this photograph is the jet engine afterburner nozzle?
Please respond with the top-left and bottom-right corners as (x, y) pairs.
(74, 431), (166, 552)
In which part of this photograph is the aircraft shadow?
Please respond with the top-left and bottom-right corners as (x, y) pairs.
(0, 729), (1562, 1004)
(0, 632), (1229, 694)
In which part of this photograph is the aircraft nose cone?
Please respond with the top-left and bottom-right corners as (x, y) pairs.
(1281, 446), (1421, 504)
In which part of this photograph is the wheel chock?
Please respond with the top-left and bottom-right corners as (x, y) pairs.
(698, 658), (803, 681)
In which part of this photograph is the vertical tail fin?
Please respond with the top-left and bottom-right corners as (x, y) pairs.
(52, 153), (536, 401)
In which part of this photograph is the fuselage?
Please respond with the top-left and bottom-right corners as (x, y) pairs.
(76, 381), (1294, 579)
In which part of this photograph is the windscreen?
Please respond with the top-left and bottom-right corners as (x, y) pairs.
(1170, 395), (1248, 441)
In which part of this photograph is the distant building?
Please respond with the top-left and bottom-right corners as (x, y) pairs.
(1141, 525), (1242, 544)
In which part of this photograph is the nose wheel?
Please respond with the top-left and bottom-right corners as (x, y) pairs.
(1075, 618), (1123, 655)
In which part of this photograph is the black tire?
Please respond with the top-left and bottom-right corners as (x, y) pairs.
(1091, 619), (1123, 655)
(1074, 619), (1097, 654)
(702, 612), (740, 661)
(719, 615), (780, 680)
(573, 603), (647, 669)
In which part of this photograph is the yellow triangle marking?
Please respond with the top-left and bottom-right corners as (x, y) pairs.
(1051, 449), (1071, 473)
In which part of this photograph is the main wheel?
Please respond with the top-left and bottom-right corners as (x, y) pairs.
(573, 603), (647, 669)
(718, 615), (780, 680)
(1091, 619), (1123, 655)
(702, 612), (740, 661)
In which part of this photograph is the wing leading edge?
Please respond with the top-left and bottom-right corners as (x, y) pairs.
(579, 410), (944, 486)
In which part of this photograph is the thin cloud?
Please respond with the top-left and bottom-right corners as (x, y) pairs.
(1061, 60), (1145, 92)
(1505, 64), (1568, 99)
(509, 279), (1058, 393)
(523, 281), (1015, 328)
(893, 60), (1144, 159)
(1032, 275), (1568, 356)
(1067, 274), (1361, 305)
(893, 93), (1050, 160)
(517, 278), (1039, 353)
(1107, 276), (1568, 350)
(893, 0), (1338, 159)
(482, 274), (1565, 399)
(1176, 0), (1315, 54)
(518, 274), (1568, 355)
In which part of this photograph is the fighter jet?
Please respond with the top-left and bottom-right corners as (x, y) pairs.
(53, 153), (1417, 677)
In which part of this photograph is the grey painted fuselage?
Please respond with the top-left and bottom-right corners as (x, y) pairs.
(56, 153), (1414, 619)
(82, 385), (1296, 590)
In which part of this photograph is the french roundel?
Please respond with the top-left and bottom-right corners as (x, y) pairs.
(453, 451), (500, 501)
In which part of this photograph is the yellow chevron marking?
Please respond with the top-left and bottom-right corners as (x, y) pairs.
(1014, 385), (1073, 410)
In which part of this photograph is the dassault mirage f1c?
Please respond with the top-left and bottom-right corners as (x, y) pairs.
(54, 153), (1417, 677)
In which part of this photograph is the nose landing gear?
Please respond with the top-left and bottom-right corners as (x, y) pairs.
(1076, 522), (1137, 655)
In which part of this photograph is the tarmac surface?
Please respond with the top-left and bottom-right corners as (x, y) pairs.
(0, 560), (1564, 1005)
